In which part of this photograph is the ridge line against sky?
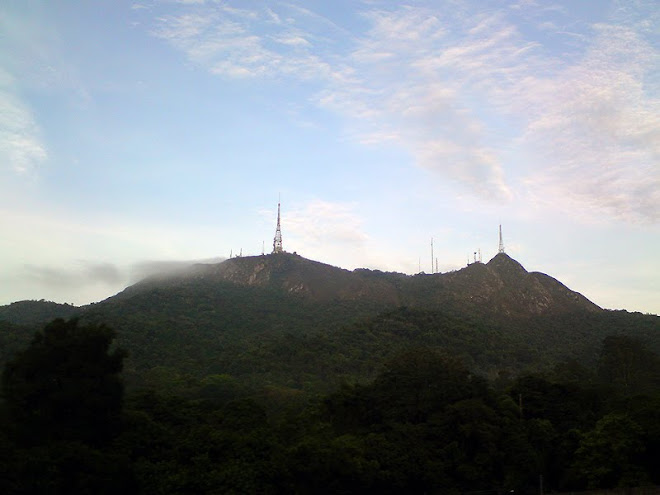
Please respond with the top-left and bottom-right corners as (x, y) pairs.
(0, 0), (658, 314)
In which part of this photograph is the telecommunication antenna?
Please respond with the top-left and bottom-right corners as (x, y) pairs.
(273, 197), (283, 254)
(431, 238), (434, 274)
(498, 224), (505, 254)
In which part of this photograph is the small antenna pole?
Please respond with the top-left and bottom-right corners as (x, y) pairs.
(431, 237), (434, 274)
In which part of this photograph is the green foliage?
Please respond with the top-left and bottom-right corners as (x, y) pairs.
(573, 413), (647, 488)
(0, 300), (78, 326)
(1, 318), (134, 494)
(598, 335), (660, 396)
(116, 392), (284, 494)
(0, 320), (35, 374)
(2, 318), (126, 447)
(2, 318), (660, 493)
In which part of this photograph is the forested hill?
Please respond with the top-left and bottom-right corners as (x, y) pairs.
(0, 299), (78, 326)
(0, 252), (657, 395)
(114, 251), (600, 316)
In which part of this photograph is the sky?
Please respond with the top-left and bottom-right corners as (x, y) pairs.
(1, 0), (658, 314)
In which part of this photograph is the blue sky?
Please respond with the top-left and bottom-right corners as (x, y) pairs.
(1, 0), (658, 314)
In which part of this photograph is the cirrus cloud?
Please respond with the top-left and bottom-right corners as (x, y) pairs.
(143, 1), (660, 222)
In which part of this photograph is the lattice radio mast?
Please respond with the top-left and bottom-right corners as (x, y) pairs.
(498, 224), (505, 254)
(431, 237), (434, 274)
(272, 197), (283, 254)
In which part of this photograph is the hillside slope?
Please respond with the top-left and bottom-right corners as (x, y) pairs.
(114, 252), (600, 318)
(1, 252), (657, 396)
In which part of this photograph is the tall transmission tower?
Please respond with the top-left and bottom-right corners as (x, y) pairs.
(498, 224), (505, 254)
(431, 237), (434, 274)
(272, 199), (283, 254)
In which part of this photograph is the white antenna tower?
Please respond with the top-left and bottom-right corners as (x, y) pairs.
(273, 196), (283, 254)
(431, 237), (434, 274)
(498, 224), (505, 254)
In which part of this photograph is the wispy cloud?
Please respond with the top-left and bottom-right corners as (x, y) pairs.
(287, 200), (369, 246)
(0, 71), (47, 175)
(263, 199), (370, 267)
(144, 1), (660, 222)
(515, 23), (660, 222)
(10, 256), (227, 306)
(151, 4), (341, 80)
(129, 257), (225, 281)
(24, 262), (124, 289)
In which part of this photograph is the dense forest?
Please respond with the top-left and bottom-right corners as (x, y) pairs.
(1, 253), (659, 493)
(1, 317), (660, 493)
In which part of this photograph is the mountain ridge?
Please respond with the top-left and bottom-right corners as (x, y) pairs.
(0, 251), (601, 323)
(151, 251), (601, 317)
(1, 252), (658, 396)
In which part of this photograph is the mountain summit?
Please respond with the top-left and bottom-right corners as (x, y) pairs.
(457, 252), (600, 317)
(122, 251), (600, 319)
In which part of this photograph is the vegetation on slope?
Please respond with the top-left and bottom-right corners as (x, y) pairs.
(2, 320), (660, 493)
(0, 254), (658, 401)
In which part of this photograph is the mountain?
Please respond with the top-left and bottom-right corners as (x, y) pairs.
(424, 253), (601, 318)
(115, 251), (599, 317)
(0, 299), (78, 326)
(0, 252), (657, 397)
(116, 251), (403, 306)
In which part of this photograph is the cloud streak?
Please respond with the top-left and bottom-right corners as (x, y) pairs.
(513, 23), (660, 222)
(0, 71), (47, 175)
(14, 256), (227, 305)
(262, 199), (372, 269)
(144, 1), (659, 222)
(23, 262), (124, 290)
(151, 4), (341, 80)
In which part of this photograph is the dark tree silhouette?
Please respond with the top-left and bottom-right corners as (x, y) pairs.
(2, 318), (127, 447)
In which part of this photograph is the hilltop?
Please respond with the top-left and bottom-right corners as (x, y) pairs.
(116, 251), (600, 317)
(0, 252), (657, 395)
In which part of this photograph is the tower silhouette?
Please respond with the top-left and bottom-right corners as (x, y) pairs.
(498, 224), (505, 254)
(273, 200), (283, 254)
